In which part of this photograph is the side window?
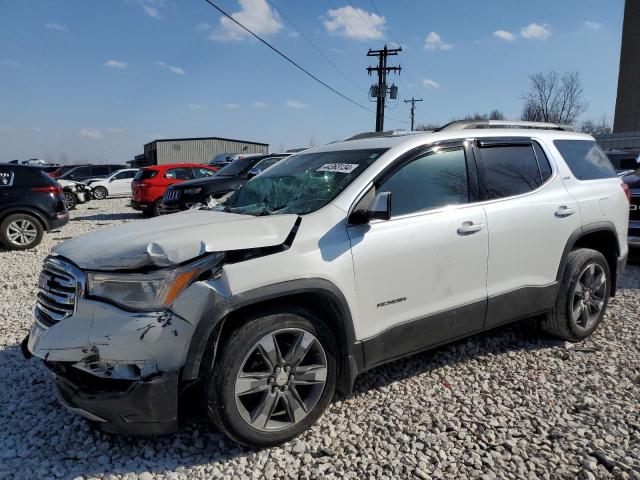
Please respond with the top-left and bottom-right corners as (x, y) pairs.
(0, 169), (14, 187)
(112, 171), (128, 180)
(554, 140), (617, 180)
(533, 142), (553, 182)
(165, 168), (192, 180)
(69, 166), (90, 179)
(479, 145), (543, 200)
(377, 148), (469, 217)
(192, 167), (216, 178)
(92, 166), (110, 176)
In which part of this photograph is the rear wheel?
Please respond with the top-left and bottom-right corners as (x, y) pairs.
(0, 213), (44, 250)
(93, 186), (108, 200)
(206, 309), (336, 448)
(63, 192), (77, 210)
(150, 199), (162, 217)
(541, 248), (610, 341)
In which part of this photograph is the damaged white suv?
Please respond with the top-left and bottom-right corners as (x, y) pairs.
(24, 121), (629, 447)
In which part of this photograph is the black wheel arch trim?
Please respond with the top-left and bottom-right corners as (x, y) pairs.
(0, 206), (51, 230)
(181, 278), (362, 394)
(556, 221), (622, 294)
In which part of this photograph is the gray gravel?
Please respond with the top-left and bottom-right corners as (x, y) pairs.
(1, 197), (639, 480)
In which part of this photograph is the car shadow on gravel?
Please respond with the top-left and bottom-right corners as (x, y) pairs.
(71, 212), (144, 222)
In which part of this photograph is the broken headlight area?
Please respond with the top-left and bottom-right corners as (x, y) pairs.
(86, 253), (224, 311)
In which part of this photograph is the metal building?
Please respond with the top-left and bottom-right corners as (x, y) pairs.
(133, 136), (269, 167)
(613, 0), (640, 139)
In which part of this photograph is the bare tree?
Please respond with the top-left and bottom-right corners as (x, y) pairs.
(579, 115), (612, 136)
(463, 110), (505, 121)
(415, 122), (441, 131)
(521, 71), (587, 125)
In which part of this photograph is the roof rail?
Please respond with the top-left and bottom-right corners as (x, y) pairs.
(344, 130), (418, 141)
(437, 120), (575, 132)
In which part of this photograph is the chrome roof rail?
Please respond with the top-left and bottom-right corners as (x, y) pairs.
(437, 120), (575, 132)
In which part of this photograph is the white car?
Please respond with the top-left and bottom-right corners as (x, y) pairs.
(88, 168), (138, 199)
(24, 121), (629, 447)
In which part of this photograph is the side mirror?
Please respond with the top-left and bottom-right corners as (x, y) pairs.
(348, 191), (391, 224)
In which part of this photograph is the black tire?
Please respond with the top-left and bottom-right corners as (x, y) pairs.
(93, 186), (108, 200)
(206, 308), (336, 448)
(63, 192), (77, 210)
(150, 199), (162, 217)
(0, 213), (44, 250)
(541, 248), (610, 341)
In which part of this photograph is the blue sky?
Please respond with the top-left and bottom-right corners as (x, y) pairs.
(0, 0), (624, 163)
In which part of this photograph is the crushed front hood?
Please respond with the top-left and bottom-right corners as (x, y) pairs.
(54, 209), (299, 270)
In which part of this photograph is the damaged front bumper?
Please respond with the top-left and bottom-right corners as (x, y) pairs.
(23, 298), (196, 435)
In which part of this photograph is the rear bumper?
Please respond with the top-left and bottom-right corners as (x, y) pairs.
(130, 199), (149, 211)
(48, 211), (69, 230)
(49, 362), (179, 435)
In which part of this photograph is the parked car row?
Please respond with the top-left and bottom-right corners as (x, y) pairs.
(606, 150), (640, 247)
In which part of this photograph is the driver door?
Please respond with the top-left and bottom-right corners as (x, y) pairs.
(347, 143), (489, 368)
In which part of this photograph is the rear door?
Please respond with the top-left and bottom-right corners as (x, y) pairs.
(475, 137), (582, 327)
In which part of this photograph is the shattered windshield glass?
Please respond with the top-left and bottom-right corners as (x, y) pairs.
(217, 148), (387, 216)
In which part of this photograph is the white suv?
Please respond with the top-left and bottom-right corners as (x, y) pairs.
(87, 168), (139, 199)
(24, 121), (629, 447)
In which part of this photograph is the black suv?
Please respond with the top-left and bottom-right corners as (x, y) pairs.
(160, 154), (287, 214)
(58, 164), (128, 182)
(0, 165), (69, 250)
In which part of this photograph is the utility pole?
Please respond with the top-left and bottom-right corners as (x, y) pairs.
(367, 45), (402, 132)
(404, 97), (423, 131)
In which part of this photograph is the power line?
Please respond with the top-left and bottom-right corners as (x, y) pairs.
(199, 0), (408, 125)
(266, 0), (366, 94)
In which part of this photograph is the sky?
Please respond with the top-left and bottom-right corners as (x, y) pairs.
(0, 0), (625, 164)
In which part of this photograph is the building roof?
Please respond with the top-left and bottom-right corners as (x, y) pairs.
(144, 136), (269, 147)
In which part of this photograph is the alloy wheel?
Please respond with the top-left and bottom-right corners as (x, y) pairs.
(6, 219), (38, 246)
(571, 263), (607, 331)
(234, 328), (328, 432)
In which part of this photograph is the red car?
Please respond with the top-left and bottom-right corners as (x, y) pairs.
(131, 164), (219, 216)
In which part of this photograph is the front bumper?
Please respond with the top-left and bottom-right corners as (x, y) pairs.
(25, 297), (198, 435)
(159, 201), (186, 215)
(50, 362), (179, 435)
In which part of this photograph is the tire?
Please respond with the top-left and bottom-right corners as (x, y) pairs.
(93, 186), (108, 200)
(63, 192), (77, 211)
(541, 248), (611, 341)
(0, 213), (44, 250)
(150, 199), (162, 217)
(206, 308), (336, 448)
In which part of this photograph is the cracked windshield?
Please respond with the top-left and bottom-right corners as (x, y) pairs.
(218, 148), (388, 215)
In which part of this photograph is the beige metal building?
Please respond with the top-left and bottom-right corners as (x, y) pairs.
(134, 136), (269, 167)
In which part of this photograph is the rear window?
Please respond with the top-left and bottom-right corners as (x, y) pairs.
(554, 140), (617, 180)
(134, 169), (159, 181)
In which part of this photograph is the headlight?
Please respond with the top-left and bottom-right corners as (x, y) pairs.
(184, 187), (202, 195)
(86, 254), (223, 311)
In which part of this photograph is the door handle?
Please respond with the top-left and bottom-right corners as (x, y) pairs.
(457, 221), (484, 235)
(555, 206), (575, 218)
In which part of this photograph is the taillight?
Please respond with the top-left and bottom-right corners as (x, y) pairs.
(622, 183), (631, 203)
(32, 186), (63, 195)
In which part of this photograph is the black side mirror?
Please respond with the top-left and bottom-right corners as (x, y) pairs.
(348, 191), (392, 224)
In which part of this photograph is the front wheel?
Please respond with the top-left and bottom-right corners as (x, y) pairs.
(206, 310), (336, 448)
(63, 192), (77, 210)
(93, 186), (108, 200)
(541, 248), (610, 341)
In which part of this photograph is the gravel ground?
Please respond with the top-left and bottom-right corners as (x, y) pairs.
(1, 197), (639, 480)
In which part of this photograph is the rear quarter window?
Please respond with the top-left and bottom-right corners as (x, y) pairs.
(554, 140), (617, 180)
(134, 169), (159, 181)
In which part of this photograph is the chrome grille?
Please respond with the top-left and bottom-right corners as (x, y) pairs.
(36, 257), (84, 325)
(163, 188), (181, 201)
